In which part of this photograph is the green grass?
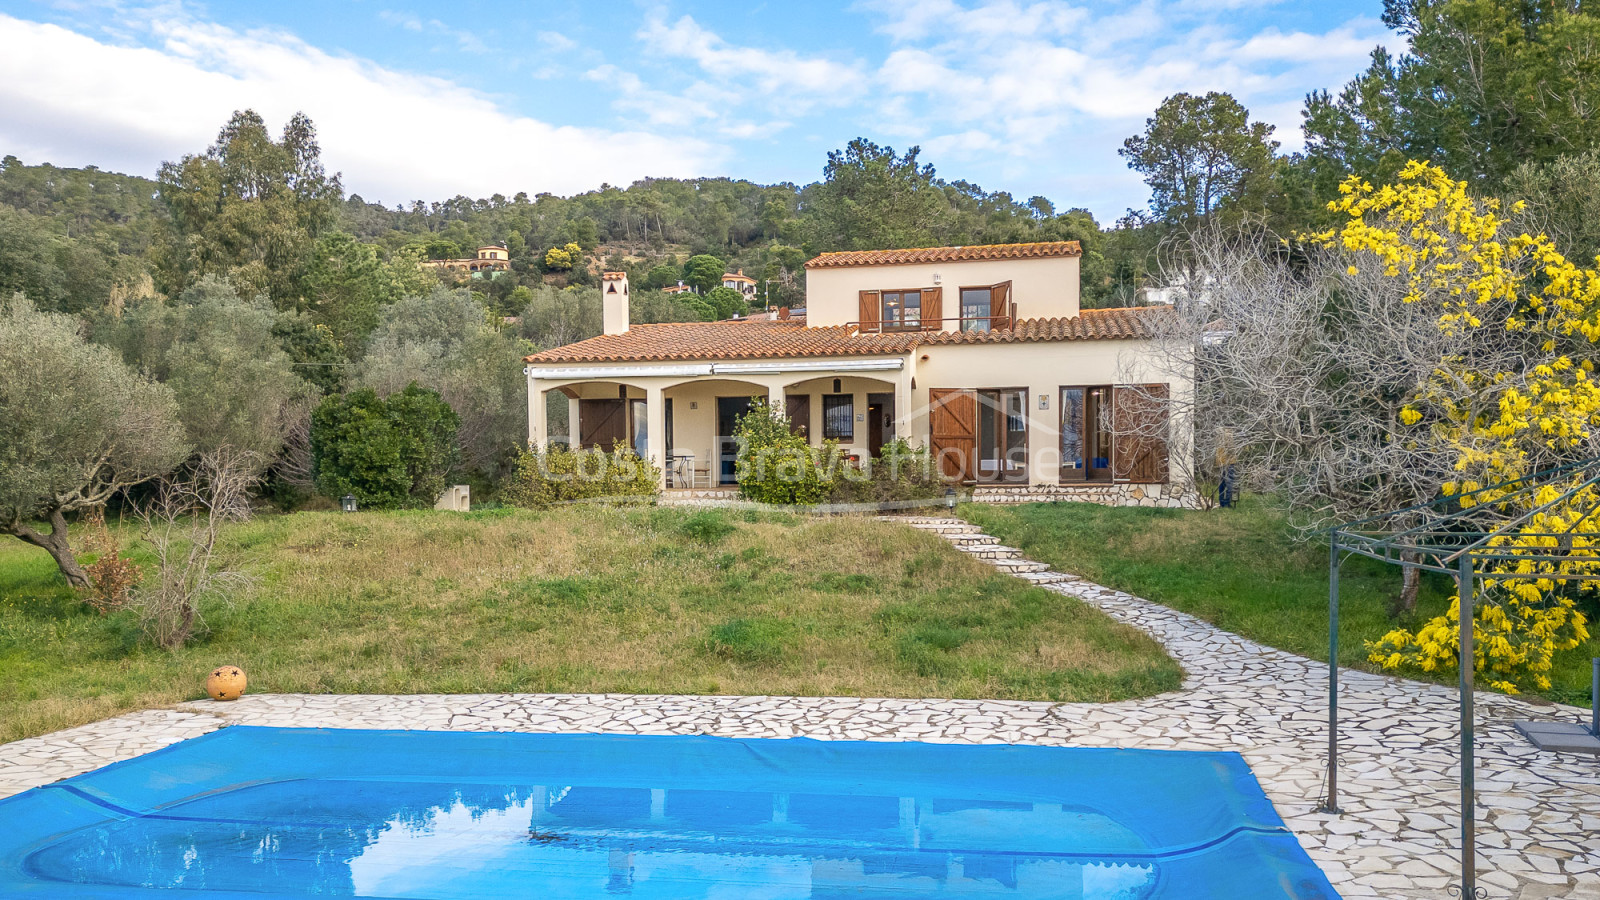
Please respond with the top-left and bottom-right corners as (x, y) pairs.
(0, 506), (1182, 743)
(961, 499), (1600, 705)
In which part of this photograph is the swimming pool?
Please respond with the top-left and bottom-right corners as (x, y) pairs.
(0, 727), (1338, 898)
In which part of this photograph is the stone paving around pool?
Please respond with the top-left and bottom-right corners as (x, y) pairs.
(1, 516), (1597, 900)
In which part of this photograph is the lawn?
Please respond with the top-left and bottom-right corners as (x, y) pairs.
(0, 506), (1181, 743)
(961, 499), (1600, 705)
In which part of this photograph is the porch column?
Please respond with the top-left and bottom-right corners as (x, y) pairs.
(895, 356), (915, 443)
(767, 383), (784, 410)
(528, 374), (548, 449)
(646, 384), (667, 489)
(567, 395), (580, 447)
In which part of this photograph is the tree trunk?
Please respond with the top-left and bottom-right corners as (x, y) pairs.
(1396, 549), (1421, 615)
(4, 508), (91, 590)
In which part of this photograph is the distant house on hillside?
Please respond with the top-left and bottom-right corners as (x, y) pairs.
(524, 242), (1193, 506)
(420, 244), (511, 278)
(721, 269), (759, 300)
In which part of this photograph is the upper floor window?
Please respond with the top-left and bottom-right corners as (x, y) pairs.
(960, 281), (1013, 332)
(881, 290), (922, 330)
(960, 288), (992, 332)
(859, 288), (940, 333)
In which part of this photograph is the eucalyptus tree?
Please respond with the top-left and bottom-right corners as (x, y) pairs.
(156, 110), (342, 308)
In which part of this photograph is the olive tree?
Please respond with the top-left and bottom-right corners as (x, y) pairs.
(0, 296), (188, 588)
(96, 276), (311, 466)
(359, 287), (526, 481)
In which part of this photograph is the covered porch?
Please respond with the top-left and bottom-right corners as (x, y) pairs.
(525, 357), (913, 490)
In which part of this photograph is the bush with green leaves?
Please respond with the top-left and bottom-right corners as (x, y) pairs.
(310, 383), (459, 508)
(735, 402), (945, 507)
(826, 438), (944, 505)
(500, 443), (660, 508)
(733, 400), (832, 505)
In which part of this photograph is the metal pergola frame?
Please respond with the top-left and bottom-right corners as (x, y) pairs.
(1323, 456), (1600, 899)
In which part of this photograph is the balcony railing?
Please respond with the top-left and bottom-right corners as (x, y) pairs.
(849, 315), (1012, 334)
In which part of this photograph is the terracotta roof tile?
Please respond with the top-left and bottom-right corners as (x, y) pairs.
(805, 241), (1082, 269)
(917, 306), (1171, 345)
(525, 321), (920, 364)
(601, 271), (627, 281)
(524, 306), (1168, 365)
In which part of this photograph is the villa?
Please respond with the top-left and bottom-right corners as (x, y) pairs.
(721, 268), (760, 300)
(419, 244), (511, 278)
(523, 241), (1193, 505)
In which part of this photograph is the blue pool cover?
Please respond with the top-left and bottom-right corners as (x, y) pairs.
(0, 726), (1339, 899)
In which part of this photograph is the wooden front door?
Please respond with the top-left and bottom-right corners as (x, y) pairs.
(579, 398), (626, 450)
(929, 389), (977, 482)
(785, 394), (811, 440)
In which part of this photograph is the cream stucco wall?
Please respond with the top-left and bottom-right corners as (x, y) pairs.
(906, 338), (1194, 487)
(524, 334), (1190, 490)
(803, 255), (1081, 328)
(525, 357), (913, 486)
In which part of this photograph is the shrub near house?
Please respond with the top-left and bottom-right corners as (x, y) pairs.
(734, 399), (943, 506)
(311, 384), (459, 508)
(500, 444), (660, 508)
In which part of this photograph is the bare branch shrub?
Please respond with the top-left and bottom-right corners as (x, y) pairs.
(1135, 225), (1538, 609)
(79, 506), (139, 614)
(133, 448), (261, 649)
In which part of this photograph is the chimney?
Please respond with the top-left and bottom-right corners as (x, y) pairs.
(601, 271), (630, 335)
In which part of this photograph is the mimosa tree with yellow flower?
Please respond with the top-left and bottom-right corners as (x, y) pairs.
(1323, 161), (1597, 692)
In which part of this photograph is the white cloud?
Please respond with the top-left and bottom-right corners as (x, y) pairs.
(537, 30), (577, 52)
(585, 64), (731, 127)
(0, 12), (723, 202)
(377, 9), (488, 54)
(856, 1), (1386, 166)
(1223, 25), (1384, 63)
(635, 14), (867, 113)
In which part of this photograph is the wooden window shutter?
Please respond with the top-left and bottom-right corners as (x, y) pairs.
(858, 290), (881, 332)
(579, 398), (627, 450)
(990, 281), (1013, 330)
(921, 287), (943, 330)
(929, 388), (978, 483)
(1110, 384), (1170, 483)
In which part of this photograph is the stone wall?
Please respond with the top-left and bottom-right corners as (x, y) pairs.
(971, 482), (1205, 509)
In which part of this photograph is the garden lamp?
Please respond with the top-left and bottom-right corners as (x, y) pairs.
(341, 495), (357, 513)
(944, 488), (957, 511)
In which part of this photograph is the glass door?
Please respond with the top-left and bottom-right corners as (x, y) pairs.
(716, 396), (753, 485)
(976, 389), (1027, 483)
(1062, 386), (1113, 481)
(1086, 386), (1113, 481)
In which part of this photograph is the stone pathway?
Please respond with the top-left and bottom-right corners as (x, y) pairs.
(1, 516), (1596, 899)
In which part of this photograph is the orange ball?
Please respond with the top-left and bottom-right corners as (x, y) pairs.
(205, 665), (247, 701)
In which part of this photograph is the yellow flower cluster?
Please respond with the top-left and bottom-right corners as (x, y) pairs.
(1322, 161), (1595, 693)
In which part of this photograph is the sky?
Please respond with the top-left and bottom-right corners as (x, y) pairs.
(0, 0), (1399, 220)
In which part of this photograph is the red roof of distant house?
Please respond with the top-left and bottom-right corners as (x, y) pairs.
(524, 307), (1168, 364)
(805, 241), (1082, 269)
